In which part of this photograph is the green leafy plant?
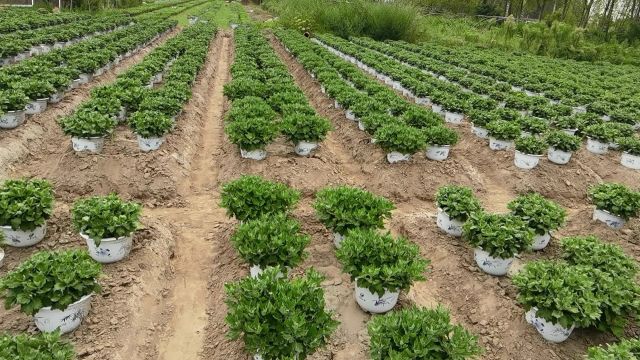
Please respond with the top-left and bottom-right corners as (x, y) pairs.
(71, 194), (141, 244)
(231, 213), (310, 270)
(18, 79), (55, 100)
(400, 107), (442, 128)
(368, 306), (482, 360)
(486, 120), (521, 140)
(227, 97), (277, 122)
(585, 124), (616, 143)
(313, 186), (394, 235)
(225, 268), (339, 360)
(220, 175), (301, 222)
(619, 137), (640, 156)
(360, 113), (401, 136)
(519, 116), (549, 135)
(508, 193), (566, 235)
(513, 260), (602, 329)
(59, 109), (116, 138)
(336, 228), (429, 296)
(129, 110), (173, 138)
(223, 77), (266, 100)
(588, 183), (640, 220)
(0, 178), (54, 231)
(515, 136), (547, 155)
(423, 126), (459, 146)
(587, 338), (640, 359)
(435, 185), (482, 222)
(463, 212), (533, 259)
(374, 123), (426, 155)
(0, 89), (30, 112)
(545, 130), (582, 152)
(281, 114), (331, 144)
(553, 116), (580, 130)
(0, 331), (75, 360)
(0, 249), (101, 315)
(225, 117), (279, 151)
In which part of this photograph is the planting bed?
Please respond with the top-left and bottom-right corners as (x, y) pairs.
(0, 3), (638, 360)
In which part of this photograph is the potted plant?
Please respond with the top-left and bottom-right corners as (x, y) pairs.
(513, 260), (601, 343)
(220, 175), (301, 222)
(518, 116), (549, 137)
(584, 124), (615, 155)
(231, 213), (310, 278)
(486, 120), (521, 151)
(374, 123), (426, 163)
(336, 229), (429, 313)
(129, 110), (174, 152)
(281, 114), (331, 156)
(368, 306), (482, 359)
(59, 110), (116, 153)
(435, 185), (482, 237)
(553, 116), (580, 135)
(507, 193), (566, 250)
(544, 130), (582, 165)
(359, 113), (401, 138)
(71, 194), (142, 264)
(0, 249), (101, 334)
(225, 117), (279, 160)
(423, 126), (458, 161)
(227, 97), (277, 123)
(0, 331), (75, 359)
(19, 80), (55, 115)
(514, 136), (546, 170)
(0, 178), (54, 247)
(587, 338), (640, 358)
(441, 96), (467, 124)
(618, 136), (640, 170)
(588, 183), (640, 229)
(225, 268), (339, 360)
(463, 212), (533, 276)
(400, 107), (443, 129)
(468, 110), (499, 139)
(0, 89), (30, 129)
(313, 186), (394, 247)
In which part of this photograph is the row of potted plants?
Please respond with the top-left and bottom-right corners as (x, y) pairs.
(58, 14), (219, 153)
(0, 17), (179, 130)
(223, 25), (331, 159)
(589, 182), (640, 229)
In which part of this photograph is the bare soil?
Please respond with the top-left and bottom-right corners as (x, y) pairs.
(0, 16), (638, 360)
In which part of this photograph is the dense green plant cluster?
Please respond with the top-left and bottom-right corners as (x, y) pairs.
(220, 175), (301, 222)
(435, 185), (482, 222)
(336, 229), (429, 296)
(71, 194), (141, 244)
(0, 249), (101, 315)
(0, 178), (54, 231)
(515, 136), (546, 155)
(225, 268), (339, 360)
(463, 212), (533, 259)
(589, 183), (640, 220)
(587, 338), (640, 359)
(545, 130), (582, 152)
(507, 193), (566, 235)
(313, 186), (394, 235)
(368, 306), (482, 359)
(0, 331), (75, 360)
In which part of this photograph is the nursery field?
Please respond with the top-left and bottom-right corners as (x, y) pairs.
(0, 2), (639, 360)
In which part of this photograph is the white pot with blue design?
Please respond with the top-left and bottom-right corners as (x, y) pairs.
(294, 141), (318, 156)
(34, 294), (92, 334)
(514, 151), (542, 170)
(333, 232), (345, 248)
(137, 135), (165, 152)
(426, 145), (450, 161)
(532, 231), (551, 250)
(81, 232), (133, 264)
(72, 136), (105, 153)
(489, 137), (514, 151)
(474, 247), (514, 276)
(586, 138), (609, 154)
(592, 208), (625, 229)
(547, 147), (572, 165)
(1, 224), (47, 247)
(386, 152), (411, 164)
(354, 279), (399, 314)
(471, 124), (488, 139)
(436, 208), (463, 237)
(25, 98), (49, 115)
(621, 152), (640, 170)
(49, 91), (64, 104)
(444, 111), (464, 124)
(240, 148), (267, 161)
(525, 307), (575, 343)
(0, 110), (26, 129)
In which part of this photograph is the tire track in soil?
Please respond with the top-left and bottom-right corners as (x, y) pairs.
(153, 31), (234, 360)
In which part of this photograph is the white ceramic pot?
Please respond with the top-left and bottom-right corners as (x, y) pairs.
(117, 106), (127, 122)
(489, 137), (514, 151)
(609, 142), (619, 150)
(426, 145), (450, 161)
(249, 264), (286, 279)
(592, 208), (625, 229)
(547, 147), (572, 165)
(562, 129), (578, 136)
(334, 100), (341, 109)
(471, 125), (488, 139)
(137, 135), (165, 152)
(333, 232), (345, 248)
(586, 138), (608, 155)
(601, 115), (611, 122)
(25, 99), (48, 115)
(436, 208), (463, 237)
(514, 151), (542, 170)
(572, 106), (587, 114)
(386, 152), (411, 164)
(1, 224), (46, 247)
(0, 110), (26, 129)
(0, 247), (4, 268)
(474, 248), (514, 276)
(444, 111), (464, 124)
(240, 148), (267, 160)
(72, 136), (105, 153)
(525, 307), (575, 343)
(49, 91), (64, 104)
(81, 232), (133, 264)
(415, 97), (431, 105)
(294, 141), (318, 156)
(34, 294), (92, 334)
(357, 120), (366, 131)
(621, 152), (640, 170)
(93, 67), (104, 77)
(532, 231), (551, 250)
(345, 110), (356, 121)
(354, 280), (399, 314)
(78, 73), (92, 84)
(70, 79), (82, 89)
(431, 104), (443, 114)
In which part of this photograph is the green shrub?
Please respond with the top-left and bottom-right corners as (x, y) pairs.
(519, 116), (549, 135)
(281, 114), (331, 143)
(374, 123), (426, 155)
(0, 178), (54, 232)
(223, 77), (266, 100)
(227, 97), (277, 122)
(619, 137), (640, 156)
(545, 130), (582, 152)
(486, 120), (521, 141)
(313, 186), (394, 235)
(0, 89), (30, 112)
(225, 118), (280, 151)
(585, 123), (616, 143)
(220, 175), (301, 222)
(463, 212), (533, 259)
(337, 229), (429, 296)
(435, 185), (482, 222)
(59, 109), (116, 138)
(423, 126), (458, 146)
(71, 194), (141, 244)
(368, 306), (482, 360)
(553, 116), (580, 130)
(0, 250), (101, 315)
(515, 136), (547, 155)
(508, 193), (566, 235)
(225, 268), (338, 360)
(588, 183), (640, 220)
(400, 107), (442, 129)
(129, 110), (174, 138)
(268, 91), (308, 113)
(587, 338), (640, 359)
(0, 331), (75, 360)
(360, 113), (401, 136)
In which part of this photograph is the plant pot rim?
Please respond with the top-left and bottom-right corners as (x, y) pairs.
(5, 109), (25, 114)
(622, 151), (640, 157)
(36, 98), (49, 102)
(475, 246), (515, 260)
(72, 135), (106, 140)
(489, 136), (514, 141)
(594, 207), (622, 217)
(80, 232), (133, 243)
(1, 224), (43, 231)
(515, 150), (543, 157)
(428, 144), (451, 148)
(586, 137), (608, 143)
(37, 293), (93, 312)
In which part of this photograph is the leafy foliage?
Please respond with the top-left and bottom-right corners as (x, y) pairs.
(423, 126), (459, 146)
(0, 331), (75, 360)
(281, 114), (331, 143)
(0, 178), (54, 231)
(545, 130), (582, 152)
(508, 193), (566, 235)
(463, 212), (533, 259)
(486, 120), (521, 141)
(588, 183), (640, 220)
(71, 194), (141, 244)
(619, 137), (640, 156)
(375, 123), (426, 155)
(587, 338), (640, 359)
(515, 136), (546, 155)
(435, 185), (482, 222)
(129, 110), (173, 138)
(59, 109), (116, 138)
(225, 117), (280, 151)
